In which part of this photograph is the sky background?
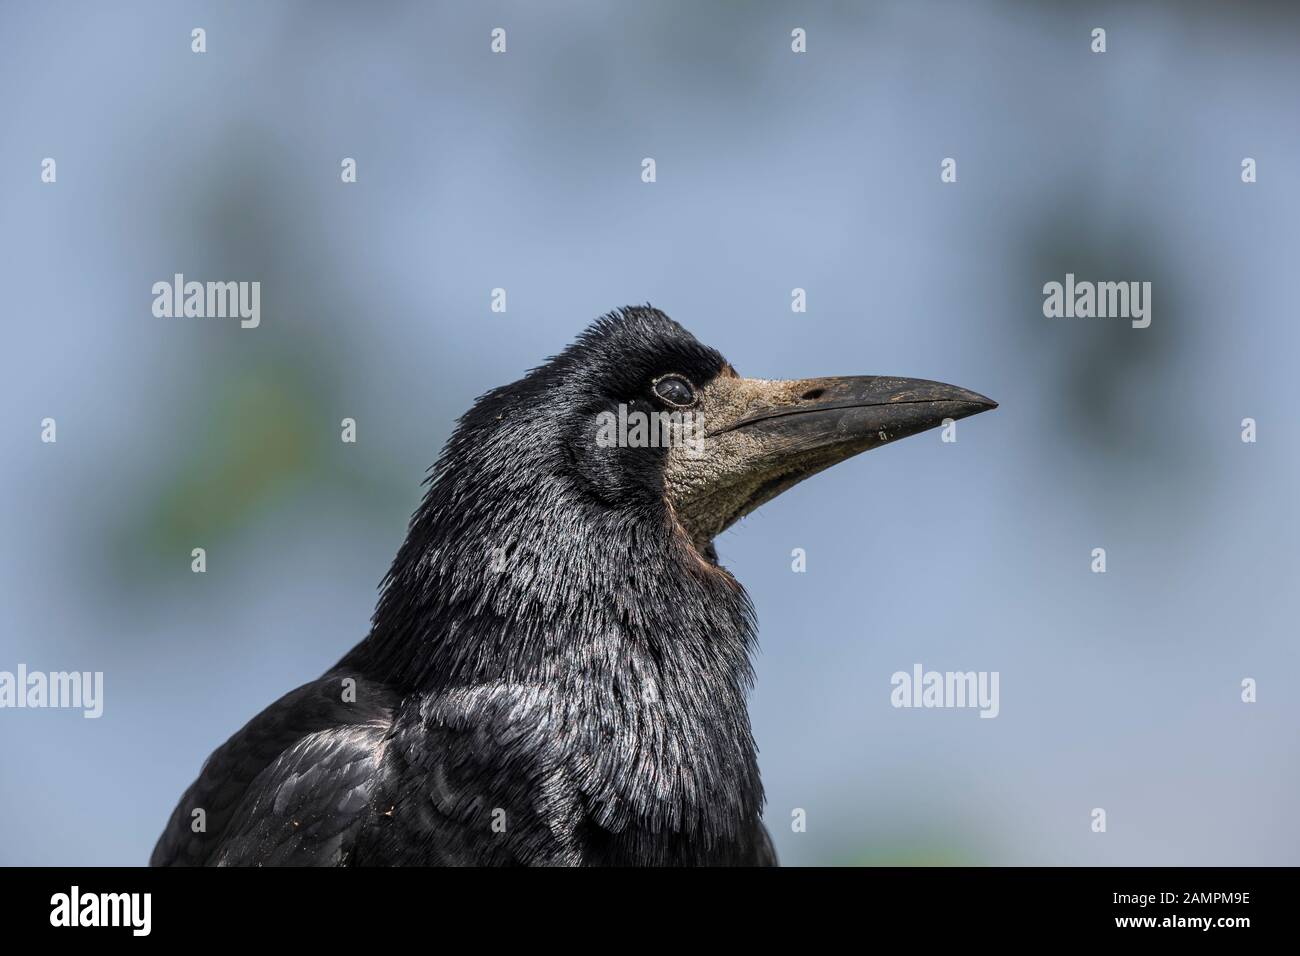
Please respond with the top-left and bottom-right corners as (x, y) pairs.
(1, 0), (1297, 866)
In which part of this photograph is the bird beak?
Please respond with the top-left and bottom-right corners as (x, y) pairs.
(665, 373), (997, 546)
(712, 374), (996, 448)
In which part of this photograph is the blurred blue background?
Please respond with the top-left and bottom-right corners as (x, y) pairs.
(1, 0), (1297, 866)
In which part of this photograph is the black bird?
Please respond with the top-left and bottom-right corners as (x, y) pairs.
(152, 307), (996, 866)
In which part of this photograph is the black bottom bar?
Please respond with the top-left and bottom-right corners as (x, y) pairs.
(0, 866), (1278, 941)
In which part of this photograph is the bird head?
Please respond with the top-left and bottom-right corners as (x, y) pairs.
(363, 306), (995, 687)
(545, 307), (997, 558)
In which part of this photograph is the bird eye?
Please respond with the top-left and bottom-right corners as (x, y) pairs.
(652, 374), (696, 408)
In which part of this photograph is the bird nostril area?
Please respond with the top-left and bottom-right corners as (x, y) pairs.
(800, 388), (825, 401)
